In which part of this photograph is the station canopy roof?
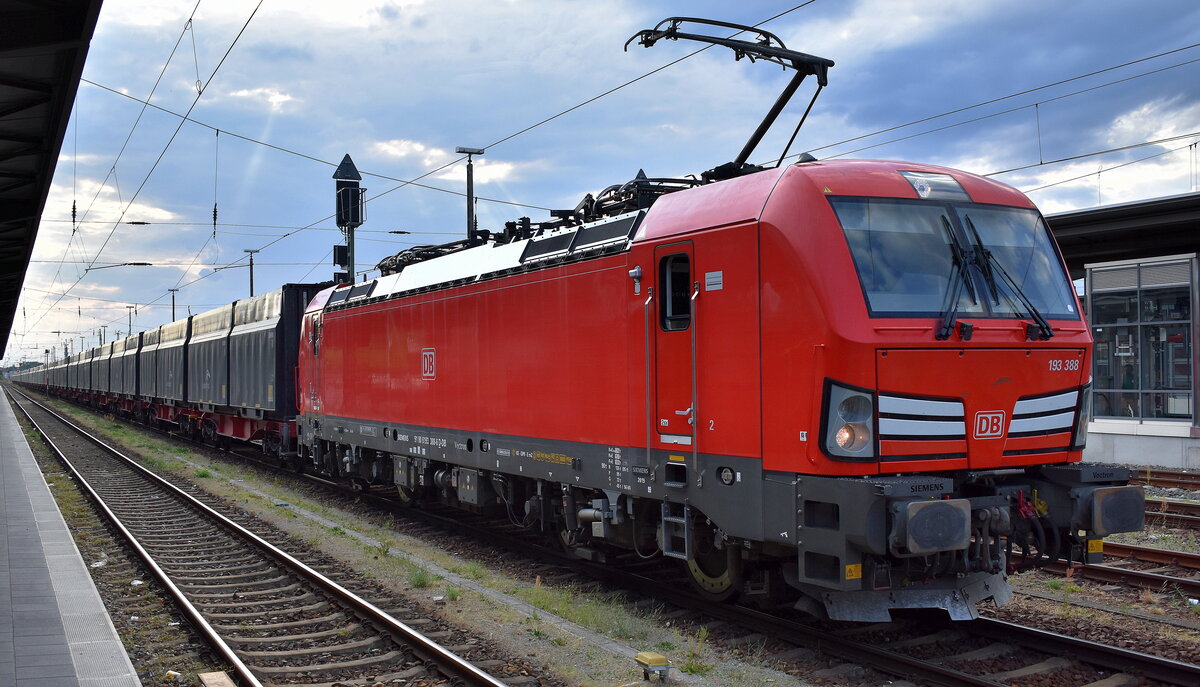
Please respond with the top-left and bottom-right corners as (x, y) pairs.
(1046, 191), (1200, 280)
(0, 0), (102, 358)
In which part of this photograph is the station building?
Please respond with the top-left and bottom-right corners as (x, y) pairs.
(1048, 192), (1200, 468)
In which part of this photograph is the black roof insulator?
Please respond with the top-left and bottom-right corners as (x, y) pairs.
(797, 152), (818, 163)
(702, 161), (765, 183)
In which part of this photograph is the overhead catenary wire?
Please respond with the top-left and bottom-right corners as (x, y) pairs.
(1019, 138), (1198, 194)
(76, 79), (553, 212)
(34, 0), (205, 317)
(26, 1), (263, 335)
(135, 2), (827, 307)
(22, 287), (226, 308)
(780, 54), (1200, 164)
(768, 41), (1200, 165)
(39, 219), (444, 234)
(984, 129), (1200, 178)
(18, 6), (1195, 350)
(72, 1), (819, 245)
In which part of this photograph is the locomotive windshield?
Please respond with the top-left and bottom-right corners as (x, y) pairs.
(831, 197), (1078, 321)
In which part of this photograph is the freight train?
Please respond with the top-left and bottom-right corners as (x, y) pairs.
(15, 18), (1144, 621)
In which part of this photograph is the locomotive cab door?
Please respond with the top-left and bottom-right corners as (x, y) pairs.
(654, 243), (696, 447)
(305, 311), (323, 413)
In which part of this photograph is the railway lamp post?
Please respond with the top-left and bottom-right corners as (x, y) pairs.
(168, 288), (179, 320)
(333, 154), (364, 284)
(126, 305), (135, 335)
(455, 146), (484, 244)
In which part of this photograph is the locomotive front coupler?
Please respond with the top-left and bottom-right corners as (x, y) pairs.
(963, 464), (1145, 566)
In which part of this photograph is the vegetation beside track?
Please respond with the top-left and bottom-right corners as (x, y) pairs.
(30, 391), (805, 687)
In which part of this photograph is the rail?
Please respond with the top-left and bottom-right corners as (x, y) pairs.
(7, 387), (507, 687)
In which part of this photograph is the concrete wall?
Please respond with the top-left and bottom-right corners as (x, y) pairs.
(1084, 421), (1200, 468)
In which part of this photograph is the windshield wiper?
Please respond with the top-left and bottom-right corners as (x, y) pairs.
(935, 216), (977, 341)
(963, 215), (1054, 340)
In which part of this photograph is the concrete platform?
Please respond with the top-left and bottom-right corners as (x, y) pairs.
(0, 392), (141, 686)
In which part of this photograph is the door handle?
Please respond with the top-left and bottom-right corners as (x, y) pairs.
(675, 407), (692, 416)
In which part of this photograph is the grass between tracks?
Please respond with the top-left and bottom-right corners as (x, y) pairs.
(37, 396), (798, 687)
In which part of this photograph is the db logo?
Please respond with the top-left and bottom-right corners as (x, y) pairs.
(421, 348), (436, 380)
(973, 410), (1006, 439)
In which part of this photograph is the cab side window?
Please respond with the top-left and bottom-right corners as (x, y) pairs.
(660, 254), (691, 331)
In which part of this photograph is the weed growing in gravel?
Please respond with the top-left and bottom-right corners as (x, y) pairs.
(143, 456), (169, 471)
(680, 626), (713, 675)
(193, 468), (213, 479)
(1045, 578), (1083, 595)
(523, 583), (652, 643)
(1055, 603), (1088, 618)
(328, 526), (346, 536)
(446, 586), (461, 602)
(656, 641), (677, 651)
(1165, 582), (1199, 611)
(408, 567), (431, 588)
(369, 539), (393, 557)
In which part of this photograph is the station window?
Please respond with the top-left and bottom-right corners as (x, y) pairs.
(660, 254), (692, 331)
(1088, 257), (1194, 422)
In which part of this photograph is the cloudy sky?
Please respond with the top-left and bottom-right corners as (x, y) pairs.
(6, 0), (1200, 364)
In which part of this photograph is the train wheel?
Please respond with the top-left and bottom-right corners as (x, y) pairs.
(685, 542), (742, 602)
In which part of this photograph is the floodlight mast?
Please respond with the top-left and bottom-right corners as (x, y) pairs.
(625, 17), (834, 181)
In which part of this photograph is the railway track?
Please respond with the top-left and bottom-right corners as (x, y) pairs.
(266, 462), (1200, 685)
(1137, 469), (1200, 490)
(1022, 541), (1200, 597)
(7, 388), (509, 687)
(1145, 498), (1200, 529)
(19, 388), (1200, 686)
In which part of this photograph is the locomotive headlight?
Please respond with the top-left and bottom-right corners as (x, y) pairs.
(1071, 381), (1093, 450)
(838, 395), (871, 423)
(835, 423), (869, 451)
(824, 380), (876, 460)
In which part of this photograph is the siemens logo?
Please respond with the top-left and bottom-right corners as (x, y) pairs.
(910, 483), (946, 493)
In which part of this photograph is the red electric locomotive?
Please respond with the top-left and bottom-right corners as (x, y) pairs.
(294, 19), (1144, 621)
(16, 18), (1145, 621)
